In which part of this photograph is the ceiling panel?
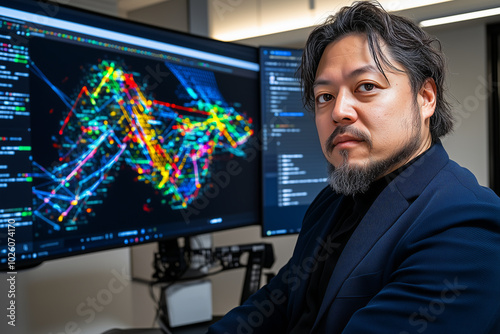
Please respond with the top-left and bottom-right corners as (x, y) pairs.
(61, 0), (500, 45)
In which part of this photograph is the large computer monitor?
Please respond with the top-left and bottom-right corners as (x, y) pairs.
(0, 0), (261, 270)
(259, 47), (327, 237)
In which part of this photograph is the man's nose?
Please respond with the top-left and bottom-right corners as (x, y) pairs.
(331, 89), (357, 125)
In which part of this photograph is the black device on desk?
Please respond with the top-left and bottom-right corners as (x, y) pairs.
(214, 243), (275, 304)
(152, 238), (275, 306)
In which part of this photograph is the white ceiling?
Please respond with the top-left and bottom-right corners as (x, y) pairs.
(64, 0), (500, 47)
(209, 0), (500, 47)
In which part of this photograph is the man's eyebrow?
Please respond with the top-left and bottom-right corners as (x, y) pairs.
(347, 65), (380, 79)
(313, 65), (382, 88)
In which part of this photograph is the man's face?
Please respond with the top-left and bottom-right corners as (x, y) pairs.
(313, 33), (434, 186)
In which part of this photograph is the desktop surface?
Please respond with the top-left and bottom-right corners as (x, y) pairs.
(103, 316), (221, 334)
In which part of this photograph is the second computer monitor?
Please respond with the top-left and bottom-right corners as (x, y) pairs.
(260, 47), (327, 237)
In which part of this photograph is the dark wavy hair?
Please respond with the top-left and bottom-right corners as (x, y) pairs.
(299, 0), (454, 141)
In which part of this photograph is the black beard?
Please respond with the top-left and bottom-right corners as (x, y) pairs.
(327, 127), (422, 196)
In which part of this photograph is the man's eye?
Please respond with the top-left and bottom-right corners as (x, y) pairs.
(358, 83), (375, 92)
(317, 93), (334, 103)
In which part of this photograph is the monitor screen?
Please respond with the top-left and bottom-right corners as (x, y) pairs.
(260, 47), (327, 237)
(0, 0), (260, 270)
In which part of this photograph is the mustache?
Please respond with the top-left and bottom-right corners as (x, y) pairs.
(325, 125), (372, 153)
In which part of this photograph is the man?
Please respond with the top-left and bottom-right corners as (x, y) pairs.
(208, 1), (500, 333)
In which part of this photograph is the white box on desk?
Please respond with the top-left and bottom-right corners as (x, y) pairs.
(165, 279), (212, 327)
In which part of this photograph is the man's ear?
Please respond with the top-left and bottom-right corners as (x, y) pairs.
(418, 78), (437, 123)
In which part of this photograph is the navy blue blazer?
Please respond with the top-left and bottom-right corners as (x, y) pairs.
(208, 142), (500, 333)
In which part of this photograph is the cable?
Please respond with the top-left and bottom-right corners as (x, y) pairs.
(149, 280), (175, 333)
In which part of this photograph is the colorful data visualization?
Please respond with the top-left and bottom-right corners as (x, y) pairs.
(31, 59), (254, 228)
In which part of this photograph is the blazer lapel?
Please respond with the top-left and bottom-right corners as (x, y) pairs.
(311, 185), (409, 330)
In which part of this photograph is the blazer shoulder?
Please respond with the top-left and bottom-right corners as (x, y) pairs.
(403, 159), (500, 240)
(436, 160), (500, 205)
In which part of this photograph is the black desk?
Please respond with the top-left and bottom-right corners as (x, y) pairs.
(103, 317), (221, 334)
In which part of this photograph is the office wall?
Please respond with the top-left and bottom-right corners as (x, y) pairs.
(432, 24), (490, 186)
(0, 249), (135, 334)
(0, 19), (494, 334)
